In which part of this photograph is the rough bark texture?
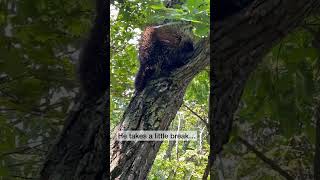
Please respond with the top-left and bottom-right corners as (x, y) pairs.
(110, 39), (209, 179)
(40, 0), (109, 179)
(209, 0), (320, 177)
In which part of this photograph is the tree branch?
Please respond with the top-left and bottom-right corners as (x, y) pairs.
(238, 136), (294, 180)
(183, 104), (208, 128)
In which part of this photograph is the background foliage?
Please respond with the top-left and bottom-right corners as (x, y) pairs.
(0, 0), (94, 178)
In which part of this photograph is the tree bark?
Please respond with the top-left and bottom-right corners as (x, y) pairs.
(209, 0), (320, 177)
(40, 94), (109, 180)
(110, 39), (210, 179)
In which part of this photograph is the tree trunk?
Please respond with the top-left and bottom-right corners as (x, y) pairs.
(40, 94), (109, 180)
(209, 0), (320, 177)
(40, 0), (109, 179)
(110, 39), (210, 179)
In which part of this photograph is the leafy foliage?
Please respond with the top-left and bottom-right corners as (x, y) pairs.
(0, 0), (94, 178)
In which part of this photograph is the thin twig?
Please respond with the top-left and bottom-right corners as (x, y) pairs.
(183, 104), (208, 128)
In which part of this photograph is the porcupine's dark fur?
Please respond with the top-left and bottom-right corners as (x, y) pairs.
(135, 25), (194, 92)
